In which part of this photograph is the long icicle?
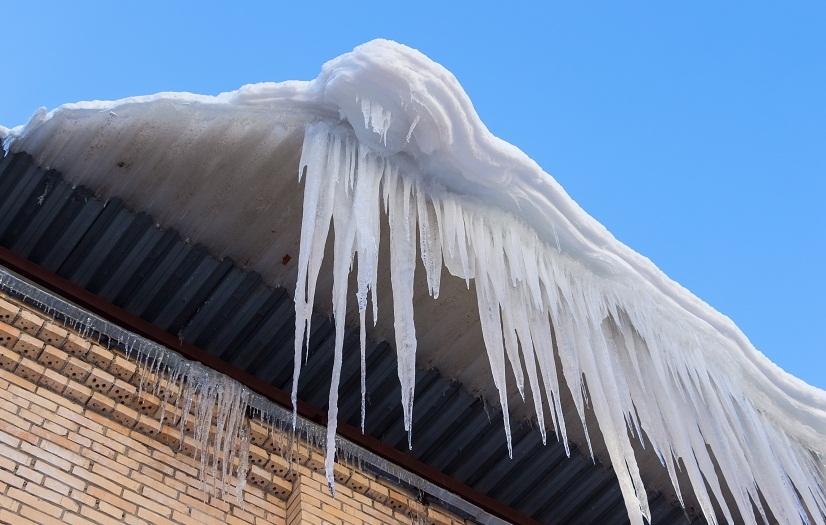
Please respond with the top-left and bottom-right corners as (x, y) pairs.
(292, 121), (826, 525)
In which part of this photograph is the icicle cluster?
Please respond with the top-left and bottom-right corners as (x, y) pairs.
(292, 121), (826, 524)
(136, 356), (253, 503)
(0, 268), (484, 521)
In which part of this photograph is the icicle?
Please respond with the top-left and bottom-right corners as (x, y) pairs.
(325, 131), (358, 492)
(290, 121), (826, 525)
(292, 124), (336, 430)
(416, 188), (442, 299)
(353, 147), (384, 433)
(385, 165), (419, 447)
(236, 424), (251, 502)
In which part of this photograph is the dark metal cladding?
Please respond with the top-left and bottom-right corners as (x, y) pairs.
(0, 150), (696, 525)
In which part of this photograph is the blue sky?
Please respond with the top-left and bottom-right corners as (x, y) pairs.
(2, 2), (824, 388)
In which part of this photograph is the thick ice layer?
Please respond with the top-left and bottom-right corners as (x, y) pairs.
(5, 39), (825, 524)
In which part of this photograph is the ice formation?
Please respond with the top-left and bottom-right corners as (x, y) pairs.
(4, 39), (825, 524)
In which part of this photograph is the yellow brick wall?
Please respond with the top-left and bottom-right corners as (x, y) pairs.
(0, 294), (468, 525)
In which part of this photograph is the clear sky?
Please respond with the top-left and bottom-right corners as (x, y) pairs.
(2, 2), (824, 388)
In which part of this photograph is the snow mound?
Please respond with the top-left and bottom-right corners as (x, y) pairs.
(5, 39), (825, 525)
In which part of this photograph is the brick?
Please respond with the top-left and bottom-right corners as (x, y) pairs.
(63, 509), (99, 525)
(38, 322), (68, 347)
(387, 488), (412, 512)
(92, 461), (140, 492)
(0, 367), (36, 391)
(7, 383), (53, 410)
(345, 471), (371, 494)
(0, 422), (20, 448)
(134, 413), (162, 438)
(191, 507), (231, 525)
(249, 419), (270, 446)
(107, 425), (150, 454)
(123, 488), (164, 513)
(85, 367), (115, 394)
(66, 428), (93, 447)
(40, 367), (69, 392)
(26, 402), (78, 433)
(63, 380), (93, 405)
(63, 356), (93, 382)
(427, 507), (455, 525)
(85, 448), (133, 479)
(271, 475), (292, 500)
(20, 441), (73, 470)
(37, 385), (82, 413)
(0, 468), (26, 489)
(22, 480), (76, 511)
(99, 499), (129, 520)
(38, 344), (69, 370)
(137, 506), (177, 525)
(109, 355), (137, 382)
(71, 465), (123, 495)
(232, 505), (258, 524)
(154, 377), (181, 401)
(0, 345), (20, 371)
(248, 464), (275, 492)
(248, 444), (270, 468)
(156, 420), (182, 449)
(109, 377), (137, 403)
(0, 298), (20, 323)
(332, 462), (351, 484)
(86, 344), (114, 370)
(12, 310), (44, 336)
(363, 503), (397, 523)
(58, 405), (104, 433)
(7, 486), (62, 517)
(171, 510), (206, 525)
(34, 459), (87, 490)
(154, 449), (199, 478)
(70, 488), (97, 507)
(31, 426), (81, 454)
(15, 357), (45, 384)
(127, 450), (173, 477)
(178, 492), (226, 519)
(137, 464), (165, 482)
(5, 395), (34, 422)
(143, 485), (188, 513)
(44, 474), (72, 495)
(63, 333), (91, 357)
(135, 391), (161, 416)
(0, 441), (32, 467)
(91, 439), (117, 460)
(40, 437), (90, 469)
(12, 333), (44, 359)
(0, 491), (21, 512)
(244, 491), (281, 515)
(0, 322), (20, 348)
(264, 452), (293, 479)
(130, 470), (176, 499)
(87, 484), (138, 515)
(112, 403), (140, 429)
(80, 504), (126, 525)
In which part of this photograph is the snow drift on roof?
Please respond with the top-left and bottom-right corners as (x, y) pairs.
(4, 39), (825, 525)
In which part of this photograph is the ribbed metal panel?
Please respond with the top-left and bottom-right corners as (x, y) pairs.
(0, 150), (696, 524)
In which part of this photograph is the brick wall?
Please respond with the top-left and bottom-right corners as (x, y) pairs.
(0, 293), (467, 525)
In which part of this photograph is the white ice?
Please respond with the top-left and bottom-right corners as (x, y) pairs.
(4, 39), (825, 525)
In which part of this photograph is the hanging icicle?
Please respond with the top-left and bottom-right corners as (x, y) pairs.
(292, 120), (826, 525)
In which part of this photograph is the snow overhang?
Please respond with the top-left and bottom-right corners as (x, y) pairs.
(3, 39), (825, 525)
